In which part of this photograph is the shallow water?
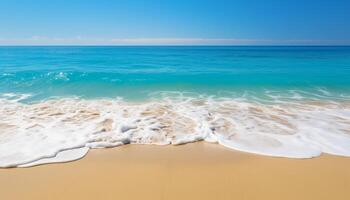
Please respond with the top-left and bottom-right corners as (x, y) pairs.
(1, 46), (350, 101)
(1, 46), (350, 167)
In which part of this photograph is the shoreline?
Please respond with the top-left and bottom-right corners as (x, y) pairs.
(1, 142), (350, 200)
(1, 96), (350, 168)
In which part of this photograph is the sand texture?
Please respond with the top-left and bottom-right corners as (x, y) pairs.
(1, 143), (350, 200)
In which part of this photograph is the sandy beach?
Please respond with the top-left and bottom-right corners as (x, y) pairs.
(2, 0), (350, 199)
(1, 142), (349, 200)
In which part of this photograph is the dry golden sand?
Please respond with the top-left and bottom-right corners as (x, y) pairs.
(0, 143), (350, 200)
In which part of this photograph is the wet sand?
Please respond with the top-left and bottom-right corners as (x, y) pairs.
(0, 142), (349, 200)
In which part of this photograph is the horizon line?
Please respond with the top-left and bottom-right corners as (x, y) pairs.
(1, 37), (350, 46)
(1, 44), (350, 47)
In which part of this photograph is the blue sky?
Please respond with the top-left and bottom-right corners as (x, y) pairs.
(0, 0), (349, 45)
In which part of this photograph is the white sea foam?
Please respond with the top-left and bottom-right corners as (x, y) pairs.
(0, 94), (350, 167)
(0, 93), (32, 102)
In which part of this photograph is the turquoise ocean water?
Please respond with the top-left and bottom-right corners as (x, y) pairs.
(1, 46), (350, 167)
(1, 46), (350, 102)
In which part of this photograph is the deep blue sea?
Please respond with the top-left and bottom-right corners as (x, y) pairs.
(1, 46), (350, 102)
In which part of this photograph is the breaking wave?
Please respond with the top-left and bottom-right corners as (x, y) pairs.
(0, 92), (350, 167)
